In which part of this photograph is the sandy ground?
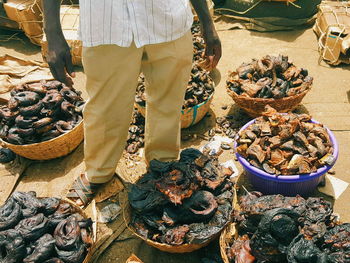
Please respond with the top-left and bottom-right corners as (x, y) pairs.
(0, 21), (350, 263)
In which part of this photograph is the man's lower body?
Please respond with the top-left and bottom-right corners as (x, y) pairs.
(67, 32), (193, 206)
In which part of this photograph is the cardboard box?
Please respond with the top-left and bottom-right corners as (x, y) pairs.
(3, 0), (43, 45)
(41, 5), (82, 66)
(313, 1), (350, 65)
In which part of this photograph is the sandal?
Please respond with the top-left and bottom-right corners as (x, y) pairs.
(66, 173), (102, 207)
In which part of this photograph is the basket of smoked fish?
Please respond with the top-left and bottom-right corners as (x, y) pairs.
(220, 191), (349, 263)
(226, 55), (312, 117)
(0, 191), (94, 263)
(135, 64), (214, 129)
(234, 108), (338, 196)
(121, 148), (235, 253)
(0, 80), (85, 160)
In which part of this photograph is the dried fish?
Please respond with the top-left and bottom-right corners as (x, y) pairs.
(48, 203), (75, 227)
(0, 198), (21, 231)
(130, 148), (233, 246)
(227, 55), (312, 99)
(23, 234), (56, 263)
(55, 243), (86, 263)
(228, 192), (344, 263)
(236, 112), (334, 175)
(15, 213), (49, 241)
(247, 144), (266, 164)
(0, 229), (27, 263)
(0, 81), (84, 145)
(0, 192), (92, 263)
(54, 216), (81, 250)
(12, 191), (44, 218)
(0, 148), (16, 163)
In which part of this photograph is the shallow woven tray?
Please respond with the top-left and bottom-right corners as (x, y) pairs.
(220, 189), (239, 263)
(120, 186), (231, 253)
(1, 121), (84, 160)
(226, 79), (311, 117)
(135, 94), (213, 129)
(220, 222), (238, 263)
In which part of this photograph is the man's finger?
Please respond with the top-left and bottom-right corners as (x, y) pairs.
(212, 46), (222, 69)
(64, 51), (75, 78)
(207, 56), (214, 71)
(53, 62), (69, 85)
(199, 58), (211, 71)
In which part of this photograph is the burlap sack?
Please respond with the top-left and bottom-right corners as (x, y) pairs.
(3, 0), (43, 45)
(214, 0), (320, 32)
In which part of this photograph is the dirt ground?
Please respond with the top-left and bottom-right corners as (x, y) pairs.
(0, 20), (350, 263)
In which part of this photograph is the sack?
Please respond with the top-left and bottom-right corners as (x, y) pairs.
(215, 0), (321, 19)
(0, 3), (20, 30)
(41, 5), (82, 66)
(313, 1), (350, 65)
(3, 0), (43, 45)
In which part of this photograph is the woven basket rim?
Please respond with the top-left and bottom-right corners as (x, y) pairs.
(0, 120), (83, 148)
(219, 187), (239, 263)
(226, 86), (311, 103)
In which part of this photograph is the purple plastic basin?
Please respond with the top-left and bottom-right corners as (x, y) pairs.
(234, 118), (339, 196)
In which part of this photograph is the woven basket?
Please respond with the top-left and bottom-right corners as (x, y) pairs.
(1, 121), (84, 160)
(120, 187), (228, 253)
(135, 94), (213, 129)
(219, 188), (239, 263)
(226, 71), (311, 117)
(219, 222), (238, 263)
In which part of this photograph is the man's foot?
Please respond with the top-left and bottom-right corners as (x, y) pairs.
(66, 173), (103, 207)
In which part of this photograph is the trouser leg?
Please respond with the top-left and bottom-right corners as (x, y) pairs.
(82, 44), (143, 183)
(142, 31), (193, 163)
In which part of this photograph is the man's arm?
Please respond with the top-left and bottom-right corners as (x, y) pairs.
(190, 0), (222, 70)
(42, 0), (75, 85)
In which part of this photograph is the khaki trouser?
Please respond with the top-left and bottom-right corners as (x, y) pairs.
(82, 31), (193, 184)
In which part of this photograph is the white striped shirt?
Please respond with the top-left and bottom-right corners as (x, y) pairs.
(78, 0), (194, 48)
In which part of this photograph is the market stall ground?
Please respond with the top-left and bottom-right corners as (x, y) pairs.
(0, 21), (350, 262)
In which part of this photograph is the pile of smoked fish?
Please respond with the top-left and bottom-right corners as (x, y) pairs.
(0, 191), (92, 263)
(236, 111), (334, 175)
(227, 55), (313, 99)
(192, 21), (205, 63)
(0, 81), (84, 145)
(129, 148), (234, 246)
(227, 191), (349, 263)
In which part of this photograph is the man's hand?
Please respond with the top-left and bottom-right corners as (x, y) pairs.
(42, 0), (75, 86)
(200, 28), (222, 71)
(46, 36), (75, 86)
(190, 0), (222, 71)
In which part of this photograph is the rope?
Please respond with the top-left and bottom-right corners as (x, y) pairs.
(315, 2), (350, 64)
(216, 0), (301, 15)
(216, 1), (263, 15)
